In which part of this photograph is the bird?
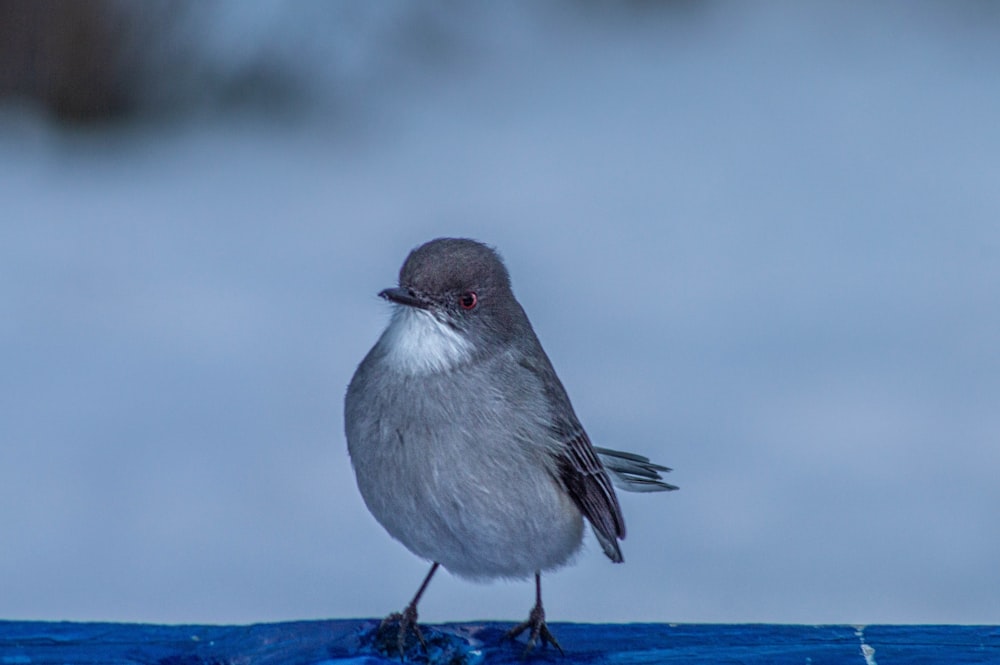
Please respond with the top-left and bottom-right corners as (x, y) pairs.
(344, 237), (676, 657)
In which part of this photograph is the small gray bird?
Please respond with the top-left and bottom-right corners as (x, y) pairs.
(345, 238), (676, 656)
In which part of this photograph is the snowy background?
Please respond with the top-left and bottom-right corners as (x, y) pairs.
(2, 1), (999, 626)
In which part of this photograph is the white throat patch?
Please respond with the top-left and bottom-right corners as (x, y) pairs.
(379, 306), (473, 375)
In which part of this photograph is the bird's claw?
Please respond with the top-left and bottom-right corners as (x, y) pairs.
(504, 603), (564, 657)
(376, 603), (425, 658)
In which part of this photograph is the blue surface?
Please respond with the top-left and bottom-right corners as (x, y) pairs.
(1, 621), (998, 664)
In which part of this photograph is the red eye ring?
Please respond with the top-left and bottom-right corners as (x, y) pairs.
(459, 291), (478, 310)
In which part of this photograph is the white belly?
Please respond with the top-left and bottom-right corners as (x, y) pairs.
(365, 445), (585, 580)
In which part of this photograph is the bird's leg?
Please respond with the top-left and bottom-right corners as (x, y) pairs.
(377, 562), (439, 658)
(504, 572), (564, 656)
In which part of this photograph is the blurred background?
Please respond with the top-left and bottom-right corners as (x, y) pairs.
(2, 0), (999, 626)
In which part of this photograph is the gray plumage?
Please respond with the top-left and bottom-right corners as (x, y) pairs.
(345, 238), (676, 584)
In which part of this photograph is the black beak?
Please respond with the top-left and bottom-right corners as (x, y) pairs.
(379, 287), (427, 308)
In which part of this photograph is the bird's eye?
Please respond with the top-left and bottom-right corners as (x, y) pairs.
(459, 291), (478, 310)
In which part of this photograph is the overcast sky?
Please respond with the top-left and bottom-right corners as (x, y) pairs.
(2, 1), (999, 626)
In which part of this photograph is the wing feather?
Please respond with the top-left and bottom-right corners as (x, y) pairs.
(512, 338), (629, 563)
(555, 426), (626, 563)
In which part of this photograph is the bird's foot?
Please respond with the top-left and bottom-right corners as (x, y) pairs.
(504, 603), (564, 657)
(375, 603), (426, 659)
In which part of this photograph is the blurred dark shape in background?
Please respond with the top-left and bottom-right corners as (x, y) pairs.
(0, 0), (702, 126)
(0, 0), (148, 122)
(0, 0), (309, 124)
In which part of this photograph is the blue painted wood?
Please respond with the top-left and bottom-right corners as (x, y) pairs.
(1, 620), (998, 664)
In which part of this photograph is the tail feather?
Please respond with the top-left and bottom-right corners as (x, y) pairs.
(594, 446), (679, 493)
